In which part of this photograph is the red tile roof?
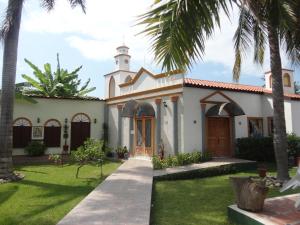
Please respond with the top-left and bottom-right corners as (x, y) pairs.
(184, 78), (300, 100)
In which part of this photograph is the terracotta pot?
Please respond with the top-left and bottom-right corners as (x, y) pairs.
(117, 153), (124, 159)
(258, 168), (267, 178)
(63, 145), (69, 152)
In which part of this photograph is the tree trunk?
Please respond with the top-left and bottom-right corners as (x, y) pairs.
(0, 0), (24, 179)
(268, 25), (290, 182)
(230, 177), (269, 212)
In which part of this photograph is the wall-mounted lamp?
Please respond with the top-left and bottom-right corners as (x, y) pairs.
(37, 117), (40, 123)
(65, 118), (68, 124)
(94, 118), (97, 124)
(163, 101), (168, 108)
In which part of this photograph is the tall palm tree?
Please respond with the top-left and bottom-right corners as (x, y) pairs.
(139, 0), (299, 181)
(0, 0), (86, 180)
(232, 0), (299, 181)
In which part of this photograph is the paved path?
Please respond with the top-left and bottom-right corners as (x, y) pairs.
(153, 158), (255, 177)
(57, 158), (153, 225)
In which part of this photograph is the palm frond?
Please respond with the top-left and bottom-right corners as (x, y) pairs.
(40, 0), (86, 13)
(0, 0), (24, 42)
(232, 6), (253, 81)
(138, 0), (232, 72)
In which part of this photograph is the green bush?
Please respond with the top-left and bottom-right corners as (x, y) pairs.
(287, 133), (300, 157)
(154, 162), (257, 181)
(71, 139), (105, 178)
(235, 137), (274, 162)
(152, 151), (212, 170)
(25, 141), (47, 156)
(236, 135), (300, 162)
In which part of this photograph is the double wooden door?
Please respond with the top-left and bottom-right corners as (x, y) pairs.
(207, 117), (231, 157)
(135, 117), (154, 156)
(71, 122), (91, 150)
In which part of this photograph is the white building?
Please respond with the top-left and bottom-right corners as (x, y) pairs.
(10, 45), (300, 157)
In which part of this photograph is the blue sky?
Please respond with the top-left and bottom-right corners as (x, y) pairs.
(0, 0), (299, 98)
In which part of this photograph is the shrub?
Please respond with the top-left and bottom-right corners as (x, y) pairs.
(152, 151), (212, 170)
(48, 154), (62, 164)
(115, 146), (128, 159)
(25, 141), (47, 156)
(236, 135), (300, 162)
(71, 139), (105, 178)
(287, 133), (300, 157)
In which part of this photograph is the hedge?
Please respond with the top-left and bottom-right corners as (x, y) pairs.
(152, 151), (212, 170)
(235, 134), (300, 162)
(154, 162), (257, 181)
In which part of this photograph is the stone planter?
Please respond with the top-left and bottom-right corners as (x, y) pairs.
(230, 177), (269, 212)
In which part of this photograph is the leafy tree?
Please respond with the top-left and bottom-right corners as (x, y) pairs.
(71, 139), (105, 178)
(139, 0), (300, 181)
(0, 0), (85, 180)
(22, 54), (96, 97)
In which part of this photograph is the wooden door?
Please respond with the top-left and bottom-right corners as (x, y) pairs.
(71, 122), (91, 150)
(134, 117), (154, 156)
(207, 117), (230, 157)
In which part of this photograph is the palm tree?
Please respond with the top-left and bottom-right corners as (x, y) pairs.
(232, 0), (300, 181)
(139, 0), (299, 181)
(0, 0), (85, 180)
(22, 54), (96, 97)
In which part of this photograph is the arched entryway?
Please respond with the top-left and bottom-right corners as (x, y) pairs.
(71, 113), (91, 150)
(205, 102), (245, 157)
(122, 100), (155, 157)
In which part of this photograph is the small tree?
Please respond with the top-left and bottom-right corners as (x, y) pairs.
(71, 139), (105, 178)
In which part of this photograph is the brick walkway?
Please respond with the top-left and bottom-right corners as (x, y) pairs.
(57, 158), (153, 225)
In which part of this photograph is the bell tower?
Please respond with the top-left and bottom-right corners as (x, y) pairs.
(114, 45), (131, 71)
(264, 69), (295, 94)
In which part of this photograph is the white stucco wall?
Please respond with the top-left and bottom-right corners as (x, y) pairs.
(291, 100), (300, 136)
(107, 94), (184, 156)
(12, 97), (105, 155)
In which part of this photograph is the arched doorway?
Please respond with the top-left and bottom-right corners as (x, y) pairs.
(206, 102), (245, 157)
(122, 100), (155, 157)
(71, 113), (91, 150)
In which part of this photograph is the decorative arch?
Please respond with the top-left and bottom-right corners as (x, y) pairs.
(71, 113), (91, 123)
(109, 76), (116, 98)
(44, 119), (61, 127)
(269, 75), (273, 88)
(283, 73), (291, 87)
(206, 102), (245, 117)
(13, 117), (32, 126)
(121, 100), (155, 118)
(125, 75), (132, 83)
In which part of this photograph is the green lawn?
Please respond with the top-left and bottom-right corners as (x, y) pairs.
(0, 161), (121, 225)
(151, 166), (298, 225)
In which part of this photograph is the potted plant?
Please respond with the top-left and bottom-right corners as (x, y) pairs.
(116, 146), (128, 159)
(257, 163), (267, 178)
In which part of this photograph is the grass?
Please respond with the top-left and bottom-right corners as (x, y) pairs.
(151, 165), (298, 225)
(0, 161), (121, 225)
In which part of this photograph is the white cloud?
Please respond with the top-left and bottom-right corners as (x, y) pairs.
(23, 0), (154, 63)
(22, 0), (293, 77)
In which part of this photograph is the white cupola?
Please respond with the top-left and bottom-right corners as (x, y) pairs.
(264, 69), (295, 94)
(114, 45), (131, 71)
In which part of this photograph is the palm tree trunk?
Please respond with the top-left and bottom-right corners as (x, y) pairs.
(268, 25), (290, 182)
(0, 0), (24, 179)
